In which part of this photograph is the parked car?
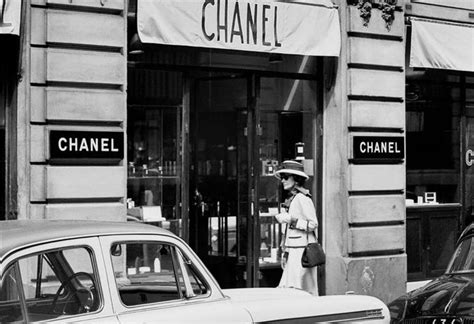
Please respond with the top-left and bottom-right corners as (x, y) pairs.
(389, 223), (474, 323)
(0, 220), (389, 323)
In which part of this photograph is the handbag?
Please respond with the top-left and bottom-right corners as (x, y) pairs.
(301, 222), (325, 268)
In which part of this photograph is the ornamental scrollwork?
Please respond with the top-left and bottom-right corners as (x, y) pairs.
(381, 2), (396, 31)
(357, 0), (372, 27)
(352, 0), (398, 31)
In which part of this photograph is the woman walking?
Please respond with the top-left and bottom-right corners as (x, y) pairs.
(274, 160), (319, 295)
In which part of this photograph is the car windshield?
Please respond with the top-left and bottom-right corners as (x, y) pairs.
(446, 236), (474, 273)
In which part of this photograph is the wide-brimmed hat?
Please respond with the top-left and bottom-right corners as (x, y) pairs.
(275, 160), (309, 180)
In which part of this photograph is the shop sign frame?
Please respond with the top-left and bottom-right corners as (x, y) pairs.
(352, 136), (404, 163)
(49, 130), (124, 164)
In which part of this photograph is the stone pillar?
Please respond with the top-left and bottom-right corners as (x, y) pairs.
(323, 0), (407, 303)
(17, 0), (127, 221)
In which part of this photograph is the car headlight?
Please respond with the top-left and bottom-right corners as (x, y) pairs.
(387, 295), (408, 324)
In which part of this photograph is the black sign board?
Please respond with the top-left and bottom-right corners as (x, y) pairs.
(353, 136), (404, 160)
(50, 130), (124, 160)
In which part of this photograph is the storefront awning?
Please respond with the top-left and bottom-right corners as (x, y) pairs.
(0, 0), (22, 35)
(137, 0), (341, 57)
(410, 18), (474, 72)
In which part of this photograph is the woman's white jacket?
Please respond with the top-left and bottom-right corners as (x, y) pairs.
(281, 192), (318, 248)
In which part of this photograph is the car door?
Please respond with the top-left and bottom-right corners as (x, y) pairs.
(0, 237), (119, 323)
(99, 234), (253, 323)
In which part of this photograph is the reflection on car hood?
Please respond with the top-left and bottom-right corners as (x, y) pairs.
(405, 274), (474, 317)
(223, 288), (388, 322)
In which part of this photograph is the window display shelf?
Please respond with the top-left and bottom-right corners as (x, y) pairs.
(406, 203), (461, 210)
(128, 176), (179, 180)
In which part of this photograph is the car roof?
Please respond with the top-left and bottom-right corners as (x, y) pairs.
(0, 220), (172, 262)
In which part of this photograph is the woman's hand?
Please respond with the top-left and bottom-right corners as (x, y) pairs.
(275, 212), (291, 224)
(291, 219), (317, 231)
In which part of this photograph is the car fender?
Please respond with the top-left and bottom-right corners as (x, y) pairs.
(223, 288), (390, 323)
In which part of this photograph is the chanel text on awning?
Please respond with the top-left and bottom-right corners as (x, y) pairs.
(202, 0), (281, 47)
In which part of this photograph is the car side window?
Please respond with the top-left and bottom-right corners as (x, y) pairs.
(20, 254), (59, 299)
(111, 241), (202, 306)
(0, 264), (24, 323)
(448, 237), (474, 272)
(15, 246), (100, 322)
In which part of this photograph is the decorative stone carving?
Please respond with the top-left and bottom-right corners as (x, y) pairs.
(351, 0), (398, 31)
(359, 266), (375, 294)
(357, 0), (373, 27)
(381, 2), (397, 31)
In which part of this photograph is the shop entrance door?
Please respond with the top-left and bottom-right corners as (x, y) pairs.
(189, 73), (320, 289)
(255, 76), (320, 288)
(190, 74), (258, 288)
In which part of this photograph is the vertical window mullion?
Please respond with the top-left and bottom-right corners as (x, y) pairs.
(35, 254), (43, 298)
(12, 262), (29, 322)
(170, 246), (184, 299)
(176, 249), (195, 298)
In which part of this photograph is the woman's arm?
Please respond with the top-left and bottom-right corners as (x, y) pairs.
(290, 195), (317, 231)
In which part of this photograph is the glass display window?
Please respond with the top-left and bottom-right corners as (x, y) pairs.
(406, 69), (463, 204)
(405, 66), (474, 281)
(127, 69), (183, 237)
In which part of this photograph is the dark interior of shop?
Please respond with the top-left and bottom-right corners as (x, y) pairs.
(0, 35), (19, 220)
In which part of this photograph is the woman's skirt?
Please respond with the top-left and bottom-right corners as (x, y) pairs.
(278, 247), (319, 295)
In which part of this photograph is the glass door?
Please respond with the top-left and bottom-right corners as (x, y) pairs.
(190, 73), (254, 288)
(255, 76), (318, 288)
(189, 73), (320, 289)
